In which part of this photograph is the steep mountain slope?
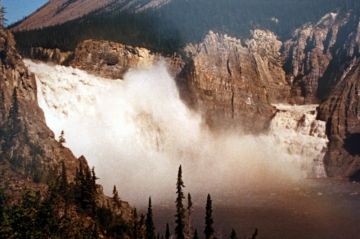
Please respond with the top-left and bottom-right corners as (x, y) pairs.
(13, 0), (356, 54)
(13, 0), (114, 31)
(12, 0), (171, 31)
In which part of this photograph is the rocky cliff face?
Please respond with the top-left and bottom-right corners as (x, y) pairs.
(0, 27), (79, 186)
(318, 61), (360, 178)
(70, 39), (184, 79)
(284, 10), (360, 179)
(284, 11), (360, 103)
(27, 47), (73, 65)
(71, 39), (159, 79)
(0, 27), (132, 223)
(181, 30), (289, 132)
(284, 12), (343, 103)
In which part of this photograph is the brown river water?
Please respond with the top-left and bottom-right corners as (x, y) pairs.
(143, 179), (360, 239)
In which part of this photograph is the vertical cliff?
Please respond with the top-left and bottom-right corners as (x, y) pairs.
(181, 30), (290, 132)
(284, 10), (360, 179)
(0, 27), (133, 235)
(0, 27), (80, 187)
(318, 61), (360, 178)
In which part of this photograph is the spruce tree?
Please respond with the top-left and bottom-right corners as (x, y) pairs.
(230, 229), (237, 239)
(132, 208), (139, 239)
(165, 223), (170, 239)
(204, 194), (214, 239)
(58, 130), (66, 146)
(186, 193), (193, 239)
(251, 228), (258, 239)
(175, 165), (186, 239)
(3, 88), (21, 150)
(112, 185), (120, 205)
(0, 188), (5, 221)
(145, 197), (156, 239)
(59, 161), (68, 195)
(0, 1), (5, 28)
(193, 229), (199, 239)
(59, 161), (69, 216)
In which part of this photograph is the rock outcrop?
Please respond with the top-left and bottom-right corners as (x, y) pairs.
(318, 61), (360, 178)
(284, 12), (343, 103)
(71, 39), (184, 79)
(283, 11), (360, 179)
(283, 11), (360, 103)
(181, 30), (289, 132)
(27, 47), (73, 65)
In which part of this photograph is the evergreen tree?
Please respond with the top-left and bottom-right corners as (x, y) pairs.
(59, 161), (68, 195)
(230, 229), (237, 239)
(204, 194), (214, 239)
(165, 223), (171, 239)
(139, 214), (146, 239)
(58, 130), (66, 146)
(175, 165), (186, 239)
(193, 229), (199, 239)
(186, 193), (193, 239)
(59, 161), (69, 217)
(0, 1), (5, 28)
(3, 88), (21, 150)
(74, 162), (97, 212)
(145, 197), (156, 239)
(112, 185), (120, 206)
(132, 208), (139, 239)
(251, 228), (258, 239)
(0, 188), (5, 221)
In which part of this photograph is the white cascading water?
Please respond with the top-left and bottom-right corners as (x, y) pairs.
(25, 59), (328, 204)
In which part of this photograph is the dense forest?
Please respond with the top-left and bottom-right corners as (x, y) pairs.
(13, 0), (360, 54)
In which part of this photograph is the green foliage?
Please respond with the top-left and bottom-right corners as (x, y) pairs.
(74, 162), (97, 213)
(0, 1), (5, 28)
(175, 165), (186, 239)
(193, 229), (199, 239)
(230, 229), (237, 239)
(2, 88), (22, 151)
(96, 207), (113, 230)
(113, 185), (120, 205)
(165, 223), (171, 239)
(146, 197), (156, 239)
(204, 194), (214, 239)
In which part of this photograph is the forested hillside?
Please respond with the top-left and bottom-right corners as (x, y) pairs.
(13, 0), (360, 54)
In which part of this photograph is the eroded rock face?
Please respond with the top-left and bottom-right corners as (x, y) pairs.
(181, 30), (289, 132)
(283, 11), (360, 179)
(284, 12), (360, 104)
(284, 12), (343, 103)
(71, 40), (158, 79)
(27, 47), (73, 65)
(0, 28), (79, 185)
(318, 61), (360, 178)
(0, 28), (132, 218)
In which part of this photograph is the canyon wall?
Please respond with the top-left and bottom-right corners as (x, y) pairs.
(180, 30), (290, 132)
